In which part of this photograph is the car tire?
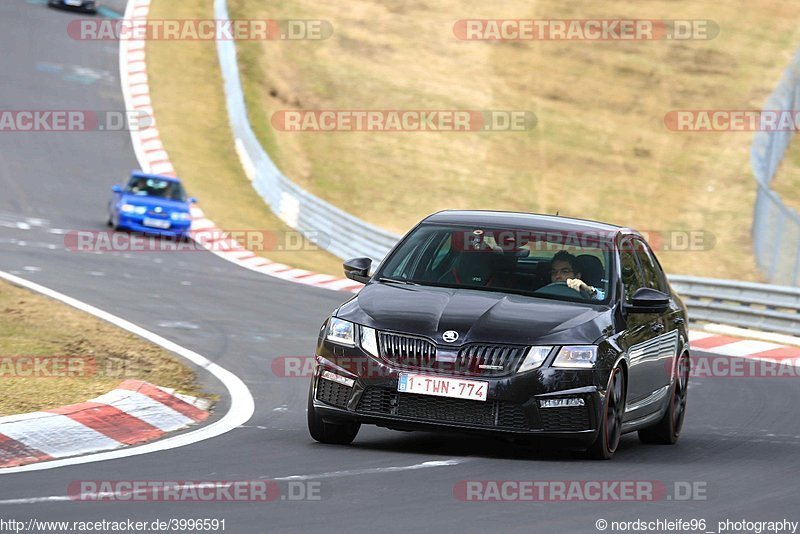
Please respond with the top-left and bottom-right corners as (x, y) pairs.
(307, 382), (360, 445)
(638, 352), (690, 445)
(586, 365), (626, 460)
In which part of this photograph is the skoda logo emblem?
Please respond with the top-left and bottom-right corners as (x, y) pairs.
(442, 330), (459, 343)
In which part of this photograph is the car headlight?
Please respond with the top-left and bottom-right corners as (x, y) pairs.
(120, 203), (146, 214)
(120, 204), (146, 215)
(552, 345), (597, 368)
(170, 212), (192, 221)
(326, 317), (355, 346)
(517, 346), (553, 373)
(360, 326), (379, 358)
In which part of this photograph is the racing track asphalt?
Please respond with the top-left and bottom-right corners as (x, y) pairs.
(1, 1), (799, 532)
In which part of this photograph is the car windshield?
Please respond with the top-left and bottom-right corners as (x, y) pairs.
(124, 176), (186, 202)
(376, 223), (613, 304)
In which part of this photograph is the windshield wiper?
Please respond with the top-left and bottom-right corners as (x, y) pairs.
(377, 277), (420, 286)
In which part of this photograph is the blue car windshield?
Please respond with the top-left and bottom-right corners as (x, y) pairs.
(375, 224), (614, 304)
(125, 177), (186, 202)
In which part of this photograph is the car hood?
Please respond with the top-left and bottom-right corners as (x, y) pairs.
(119, 194), (189, 212)
(336, 282), (614, 346)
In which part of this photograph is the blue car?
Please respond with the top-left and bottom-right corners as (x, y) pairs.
(48, 0), (98, 14)
(108, 172), (195, 238)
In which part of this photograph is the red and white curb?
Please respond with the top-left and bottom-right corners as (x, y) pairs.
(119, 0), (362, 294)
(0, 270), (253, 474)
(689, 329), (800, 361)
(0, 380), (210, 469)
(188, 208), (363, 291)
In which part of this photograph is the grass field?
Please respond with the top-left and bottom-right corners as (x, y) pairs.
(149, 0), (800, 281)
(0, 279), (209, 416)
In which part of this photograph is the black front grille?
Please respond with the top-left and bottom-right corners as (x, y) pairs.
(538, 404), (592, 431)
(398, 394), (495, 426)
(316, 378), (351, 408)
(377, 332), (527, 377)
(456, 344), (528, 376)
(378, 332), (437, 369)
(357, 387), (529, 429)
(497, 401), (528, 429)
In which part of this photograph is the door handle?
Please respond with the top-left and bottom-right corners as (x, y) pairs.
(651, 322), (665, 333)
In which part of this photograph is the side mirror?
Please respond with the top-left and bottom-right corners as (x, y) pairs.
(188, 197), (197, 204)
(112, 185), (122, 193)
(625, 287), (670, 314)
(343, 257), (372, 284)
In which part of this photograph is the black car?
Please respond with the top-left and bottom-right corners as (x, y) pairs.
(308, 211), (690, 459)
(48, 0), (98, 14)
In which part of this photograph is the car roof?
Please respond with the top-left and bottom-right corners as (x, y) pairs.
(422, 210), (629, 235)
(130, 171), (182, 183)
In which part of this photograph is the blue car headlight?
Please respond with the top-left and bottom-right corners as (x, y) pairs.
(170, 212), (192, 221)
(121, 204), (146, 215)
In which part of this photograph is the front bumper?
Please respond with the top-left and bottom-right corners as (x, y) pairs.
(117, 214), (191, 237)
(311, 351), (607, 443)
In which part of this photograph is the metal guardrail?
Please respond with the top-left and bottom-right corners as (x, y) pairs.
(213, 0), (400, 266)
(751, 48), (800, 286)
(670, 275), (800, 336)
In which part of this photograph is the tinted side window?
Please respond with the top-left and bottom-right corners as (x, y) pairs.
(429, 234), (452, 271)
(383, 230), (438, 278)
(634, 239), (668, 293)
(620, 240), (645, 304)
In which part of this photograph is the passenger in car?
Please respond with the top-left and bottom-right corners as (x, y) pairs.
(550, 250), (605, 300)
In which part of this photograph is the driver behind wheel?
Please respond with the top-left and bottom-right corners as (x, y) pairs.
(550, 250), (605, 300)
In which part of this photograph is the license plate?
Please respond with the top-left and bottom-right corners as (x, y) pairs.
(397, 373), (488, 402)
(143, 217), (170, 229)
(65, 0), (83, 5)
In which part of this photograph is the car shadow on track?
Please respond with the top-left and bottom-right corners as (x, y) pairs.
(346, 429), (644, 462)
